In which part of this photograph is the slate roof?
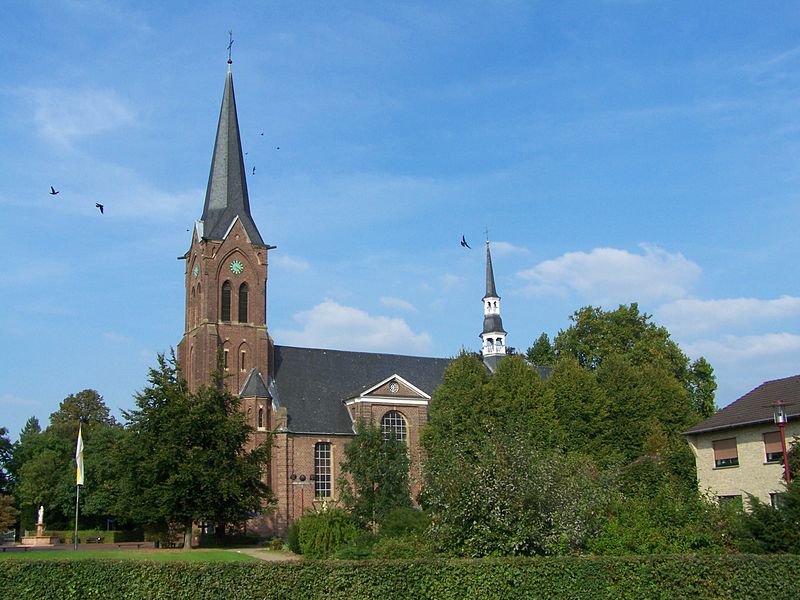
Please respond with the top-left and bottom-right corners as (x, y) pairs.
(271, 345), (453, 435)
(483, 241), (499, 300)
(240, 369), (270, 398)
(200, 68), (264, 246)
(684, 374), (800, 435)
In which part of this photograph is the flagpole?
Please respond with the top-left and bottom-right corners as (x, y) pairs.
(73, 484), (80, 550)
(74, 423), (84, 550)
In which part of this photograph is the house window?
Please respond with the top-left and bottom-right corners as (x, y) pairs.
(718, 494), (743, 509)
(713, 437), (739, 468)
(238, 283), (248, 322)
(763, 431), (784, 464)
(770, 492), (785, 509)
(382, 410), (407, 443)
(315, 442), (331, 498)
(221, 281), (232, 321)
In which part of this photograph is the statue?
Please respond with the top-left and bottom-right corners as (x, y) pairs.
(37, 506), (44, 525)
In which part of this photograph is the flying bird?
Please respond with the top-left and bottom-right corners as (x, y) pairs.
(95, 203), (104, 214)
(460, 235), (471, 249)
(49, 186), (59, 195)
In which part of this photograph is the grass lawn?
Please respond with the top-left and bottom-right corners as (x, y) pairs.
(0, 548), (259, 562)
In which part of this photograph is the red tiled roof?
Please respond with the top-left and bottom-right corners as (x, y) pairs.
(685, 374), (800, 435)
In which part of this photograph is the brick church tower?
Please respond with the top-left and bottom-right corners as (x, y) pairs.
(177, 60), (275, 403)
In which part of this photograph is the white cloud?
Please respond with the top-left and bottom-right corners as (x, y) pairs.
(271, 253), (311, 273)
(658, 296), (800, 335)
(517, 244), (701, 305)
(491, 240), (529, 256)
(682, 333), (800, 364)
(32, 87), (135, 147)
(380, 296), (417, 312)
(274, 299), (431, 354)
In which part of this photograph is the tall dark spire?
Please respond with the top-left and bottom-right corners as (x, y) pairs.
(200, 67), (264, 246)
(483, 240), (498, 300)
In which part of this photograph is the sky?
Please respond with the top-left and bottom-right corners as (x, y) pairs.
(2, 1), (800, 440)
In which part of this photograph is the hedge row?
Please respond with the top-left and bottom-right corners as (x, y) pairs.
(1, 554), (799, 599)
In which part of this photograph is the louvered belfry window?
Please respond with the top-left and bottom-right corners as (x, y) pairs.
(221, 281), (232, 322)
(238, 283), (248, 322)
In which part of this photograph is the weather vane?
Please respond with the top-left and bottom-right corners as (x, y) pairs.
(227, 30), (234, 64)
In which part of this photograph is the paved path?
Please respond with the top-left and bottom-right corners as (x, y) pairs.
(229, 548), (300, 562)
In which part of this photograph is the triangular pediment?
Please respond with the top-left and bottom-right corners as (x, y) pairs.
(359, 374), (430, 401)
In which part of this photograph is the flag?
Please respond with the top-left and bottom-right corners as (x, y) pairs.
(76, 424), (84, 486)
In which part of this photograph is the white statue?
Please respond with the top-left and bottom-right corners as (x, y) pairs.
(37, 505), (44, 525)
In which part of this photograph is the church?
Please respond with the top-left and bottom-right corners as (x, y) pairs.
(176, 62), (510, 535)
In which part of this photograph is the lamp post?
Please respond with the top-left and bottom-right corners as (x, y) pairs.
(772, 400), (792, 484)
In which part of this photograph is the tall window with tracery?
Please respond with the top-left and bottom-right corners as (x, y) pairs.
(314, 442), (332, 498)
(238, 283), (248, 322)
(381, 410), (407, 443)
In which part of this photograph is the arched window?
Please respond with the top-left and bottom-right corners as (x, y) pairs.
(257, 405), (264, 429)
(315, 442), (332, 498)
(221, 281), (231, 322)
(382, 410), (407, 443)
(238, 283), (249, 322)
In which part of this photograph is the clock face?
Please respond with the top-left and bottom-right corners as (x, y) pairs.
(389, 382), (399, 394)
(230, 260), (245, 275)
(192, 265), (199, 278)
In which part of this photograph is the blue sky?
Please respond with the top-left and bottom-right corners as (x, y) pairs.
(2, 1), (800, 440)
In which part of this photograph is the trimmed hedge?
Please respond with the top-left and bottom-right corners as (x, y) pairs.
(1, 555), (799, 599)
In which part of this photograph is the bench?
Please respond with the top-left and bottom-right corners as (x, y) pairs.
(85, 536), (104, 543)
(116, 541), (154, 549)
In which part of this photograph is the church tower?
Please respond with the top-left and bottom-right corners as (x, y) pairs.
(480, 239), (507, 371)
(177, 60), (274, 396)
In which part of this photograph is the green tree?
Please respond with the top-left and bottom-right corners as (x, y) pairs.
(545, 358), (611, 459)
(339, 420), (411, 530)
(118, 353), (273, 547)
(687, 357), (717, 419)
(0, 427), (11, 494)
(422, 353), (610, 556)
(555, 304), (688, 378)
(0, 495), (20, 532)
(12, 394), (123, 531)
(593, 354), (696, 464)
(737, 480), (800, 553)
(526, 332), (555, 366)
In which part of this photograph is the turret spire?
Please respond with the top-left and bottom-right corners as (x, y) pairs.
(199, 61), (264, 246)
(480, 238), (507, 369)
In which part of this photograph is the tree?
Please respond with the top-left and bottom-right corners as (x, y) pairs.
(526, 332), (555, 366)
(11, 393), (124, 531)
(0, 427), (12, 494)
(555, 304), (693, 381)
(687, 357), (717, 419)
(118, 353), (273, 547)
(421, 353), (610, 556)
(0, 495), (20, 532)
(338, 420), (411, 530)
(545, 358), (611, 459)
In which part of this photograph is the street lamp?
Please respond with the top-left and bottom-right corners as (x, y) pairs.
(772, 400), (792, 484)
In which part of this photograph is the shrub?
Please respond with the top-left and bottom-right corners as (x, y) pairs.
(269, 537), (284, 551)
(370, 535), (434, 560)
(379, 507), (429, 538)
(286, 521), (301, 554)
(297, 509), (359, 559)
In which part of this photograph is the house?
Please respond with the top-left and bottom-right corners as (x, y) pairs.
(684, 375), (800, 508)
(176, 61), (511, 535)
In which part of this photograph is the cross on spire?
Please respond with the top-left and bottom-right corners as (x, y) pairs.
(227, 30), (234, 65)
